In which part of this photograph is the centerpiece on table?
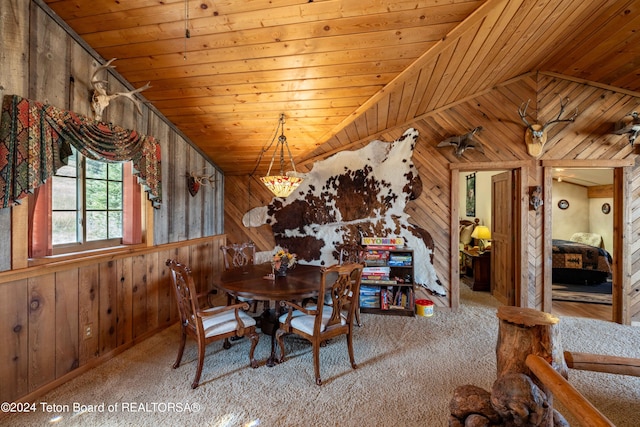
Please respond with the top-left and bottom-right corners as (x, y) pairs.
(272, 248), (297, 277)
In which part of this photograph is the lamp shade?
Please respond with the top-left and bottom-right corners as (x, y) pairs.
(260, 175), (303, 198)
(258, 113), (304, 197)
(471, 225), (491, 240)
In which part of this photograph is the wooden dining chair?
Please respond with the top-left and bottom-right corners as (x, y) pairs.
(339, 243), (365, 327)
(166, 259), (259, 389)
(219, 242), (267, 312)
(220, 242), (256, 270)
(276, 262), (364, 385)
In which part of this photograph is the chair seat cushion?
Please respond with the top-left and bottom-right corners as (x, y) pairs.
(201, 307), (256, 338)
(278, 305), (346, 335)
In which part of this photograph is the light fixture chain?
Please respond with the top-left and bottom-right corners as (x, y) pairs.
(284, 135), (297, 174)
(184, 0), (190, 60)
(250, 116), (282, 178)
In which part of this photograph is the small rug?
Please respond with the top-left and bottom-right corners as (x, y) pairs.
(552, 280), (612, 305)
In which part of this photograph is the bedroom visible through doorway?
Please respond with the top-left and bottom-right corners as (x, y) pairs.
(550, 168), (613, 321)
(457, 170), (505, 306)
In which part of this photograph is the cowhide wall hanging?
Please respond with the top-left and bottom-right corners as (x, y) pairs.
(243, 128), (444, 295)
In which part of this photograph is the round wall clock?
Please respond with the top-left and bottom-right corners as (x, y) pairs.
(558, 199), (569, 210)
(602, 203), (611, 214)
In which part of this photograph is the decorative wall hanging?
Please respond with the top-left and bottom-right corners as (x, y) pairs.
(242, 128), (443, 296)
(0, 95), (162, 209)
(602, 203), (611, 214)
(557, 199), (569, 210)
(612, 111), (640, 146)
(90, 58), (151, 121)
(466, 173), (476, 217)
(518, 96), (578, 158)
(529, 186), (543, 211)
(186, 168), (216, 197)
(436, 126), (484, 157)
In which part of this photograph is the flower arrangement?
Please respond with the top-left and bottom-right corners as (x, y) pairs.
(272, 248), (297, 275)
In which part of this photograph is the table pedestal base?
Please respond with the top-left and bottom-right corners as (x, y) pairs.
(260, 308), (281, 367)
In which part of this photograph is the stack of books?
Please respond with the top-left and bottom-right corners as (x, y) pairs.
(363, 249), (388, 266)
(380, 286), (415, 310)
(361, 266), (396, 285)
(359, 285), (381, 308)
(388, 253), (412, 266)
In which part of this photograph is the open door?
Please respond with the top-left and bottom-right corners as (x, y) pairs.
(491, 171), (516, 305)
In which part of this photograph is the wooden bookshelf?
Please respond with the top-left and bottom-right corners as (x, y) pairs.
(360, 247), (415, 317)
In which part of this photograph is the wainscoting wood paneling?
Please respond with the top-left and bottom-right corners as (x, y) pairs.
(0, 279), (29, 401)
(79, 264), (100, 365)
(0, 235), (226, 404)
(55, 269), (80, 378)
(28, 274), (56, 392)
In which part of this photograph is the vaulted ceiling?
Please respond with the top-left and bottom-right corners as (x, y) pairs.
(41, 0), (640, 175)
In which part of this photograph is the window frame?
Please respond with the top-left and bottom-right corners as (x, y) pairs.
(29, 155), (143, 260)
(52, 150), (126, 254)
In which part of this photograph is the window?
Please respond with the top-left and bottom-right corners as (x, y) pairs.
(51, 147), (126, 253)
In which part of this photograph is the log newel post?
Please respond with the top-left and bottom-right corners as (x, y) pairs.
(496, 306), (568, 391)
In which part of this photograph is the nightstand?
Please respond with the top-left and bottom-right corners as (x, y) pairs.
(461, 248), (491, 291)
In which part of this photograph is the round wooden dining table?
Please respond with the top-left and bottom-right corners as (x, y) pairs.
(212, 263), (325, 366)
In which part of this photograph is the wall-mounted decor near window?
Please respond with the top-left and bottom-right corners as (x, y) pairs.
(466, 173), (476, 217)
(558, 199), (569, 210)
(602, 203), (611, 214)
(0, 95), (162, 209)
(186, 168), (216, 197)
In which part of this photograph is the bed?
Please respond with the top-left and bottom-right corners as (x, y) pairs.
(459, 218), (480, 248)
(459, 218), (480, 271)
(552, 233), (612, 285)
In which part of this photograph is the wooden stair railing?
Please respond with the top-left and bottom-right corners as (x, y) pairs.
(452, 308), (638, 426)
(564, 351), (640, 377)
(526, 354), (614, 427)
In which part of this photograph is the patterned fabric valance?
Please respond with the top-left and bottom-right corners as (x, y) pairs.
(0, 95), (162, 209)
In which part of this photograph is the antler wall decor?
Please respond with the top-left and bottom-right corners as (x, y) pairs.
(436, 126), (484, 157)
(90, 58), (151, 121)
(187, 169), (217, 197)
(518, 96), (578, 158)
(529, 186), (543, 211)
(612, 111), (640, 146)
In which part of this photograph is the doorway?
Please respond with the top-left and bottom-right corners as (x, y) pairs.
(454, 168), (522, 309)
(549, 168), (614, 322)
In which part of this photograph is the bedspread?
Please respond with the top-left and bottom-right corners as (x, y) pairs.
(552, 239), (612, 274)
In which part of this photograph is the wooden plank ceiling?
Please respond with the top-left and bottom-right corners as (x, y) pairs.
(41, 0), (640, 175)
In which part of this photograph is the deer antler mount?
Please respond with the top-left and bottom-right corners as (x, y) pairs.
(90, 58), (151, 121)
(518, 96), (578, 158)
(612, 111), (640, 146)
(436, 126), (484, 158)
(187, 169), (217, 197)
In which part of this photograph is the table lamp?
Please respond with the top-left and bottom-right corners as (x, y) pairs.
(470, 225), (491, 252)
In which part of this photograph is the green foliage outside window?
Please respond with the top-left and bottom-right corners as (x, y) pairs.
(52, 147), (123, 247)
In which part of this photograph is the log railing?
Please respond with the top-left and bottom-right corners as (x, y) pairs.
(497, 306), (640, 426)
(525, 354), (614, 427)
(564, 351), (640, 377)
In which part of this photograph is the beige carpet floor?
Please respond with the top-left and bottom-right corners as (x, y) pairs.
(5, 286), (640, 427)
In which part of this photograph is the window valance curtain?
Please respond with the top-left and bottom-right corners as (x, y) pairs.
(0, 94), (162, 209)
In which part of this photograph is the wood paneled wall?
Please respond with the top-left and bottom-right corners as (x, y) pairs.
(0, 235), (226, 403)
(225, 73), (640, 324)
(0, 1), (224, 272)
(0, 1), (228, 404)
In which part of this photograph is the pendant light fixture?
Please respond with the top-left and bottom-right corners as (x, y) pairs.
(259, 113), (303, 198)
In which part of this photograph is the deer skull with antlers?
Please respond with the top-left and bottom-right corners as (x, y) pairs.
(518, 96), (578, 158)
(91, 58), (151, 121)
